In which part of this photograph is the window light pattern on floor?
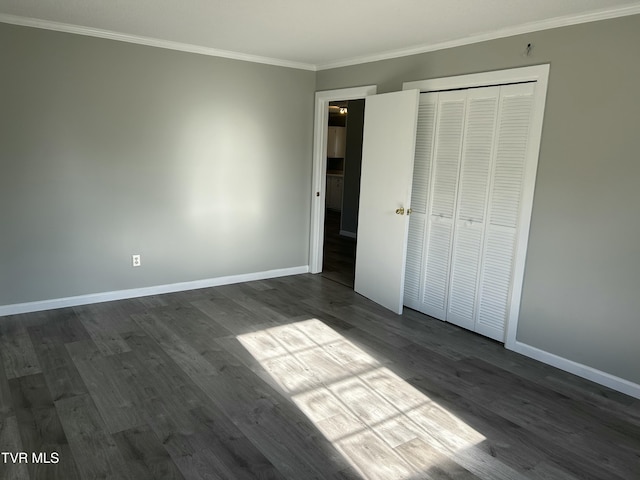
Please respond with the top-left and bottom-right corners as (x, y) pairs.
(237, 318), (487, 480)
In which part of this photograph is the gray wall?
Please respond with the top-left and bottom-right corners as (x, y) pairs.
(0, 23), (315, 305)
(318, 15), (640, 385)
(340, 99), (365, 235)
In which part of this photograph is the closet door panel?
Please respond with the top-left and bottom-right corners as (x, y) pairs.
(476, 83), (535, 341)
(404, 94), (437, 308)
(447, 87), (499, 329)
(420, 91), (466, 320)
(447, 223), (483, 328)
(476, 226), (517, 340)
(410, 95), (438, 214)
(421, 219), (453, 318)
(430, 93), (466, 218)
(488, 84), (535, 228)
(404, 215), (426, 308)
(456, 90), (499, 223)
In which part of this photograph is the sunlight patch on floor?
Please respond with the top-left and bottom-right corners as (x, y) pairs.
(237, 318), (485, 479)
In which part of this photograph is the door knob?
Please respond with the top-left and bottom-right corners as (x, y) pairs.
(407, 208), (413, 215)
(395, 207), (405, 215)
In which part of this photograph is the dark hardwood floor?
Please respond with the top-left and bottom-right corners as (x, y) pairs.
(322, 209), (356, 288)
(1, 274), (639, 479)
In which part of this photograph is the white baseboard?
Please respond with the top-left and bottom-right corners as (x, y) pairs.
(508, 340), (640, 400)
(339, 230), (357, 239)
(0, 265), (309, 317)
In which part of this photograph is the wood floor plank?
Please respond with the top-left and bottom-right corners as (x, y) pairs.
(66, 341), (147, 435)
(215, 334), (314, 398)
(27, 324), (89, 402)
(232, 401), (354, 479)
(394, 437), (481, 480)
(331, 305), (414, 348)
(76, 312), (132, 356)
(55, 394), (132, 480)
(73, 299), (145, 334)
(119, 330), (216, 414)
(191, 297), (276, 335)
(241, 287), (319, 319)
(9, 374), (81, 479)
(224, 294), (294, 325)
(112, 425), (185, 480)
(143, 303), (234, 349)
(188, 404), (286, 480)
(332, 428), (415, 480)
(0, 415), (30, 480)
(351, 305), (469, 361)
(0, 320), (42, 380)
(131, 312), (220, 380)
(26, 309), (91, 344)
(0, 354), (13, 422)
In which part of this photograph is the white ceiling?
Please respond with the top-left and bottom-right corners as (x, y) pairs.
(1, 0), (639, 70)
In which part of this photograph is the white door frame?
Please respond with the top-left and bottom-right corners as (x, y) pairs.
(309, 85), (377, 274)
(403, 64), (550, 348)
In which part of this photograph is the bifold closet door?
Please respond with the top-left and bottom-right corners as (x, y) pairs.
(475, 82), (535, 340)
(405, 82), (537, 342)
(425, 91), (470, 321)
(446, 86), (500, 331)
(403, 93), (436, 312)
(404, 90), (478, 320)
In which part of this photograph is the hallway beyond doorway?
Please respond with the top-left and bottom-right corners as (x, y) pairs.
(321, 209), (356, 288)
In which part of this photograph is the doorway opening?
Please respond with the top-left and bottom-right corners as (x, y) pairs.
(321, 100), (365, 288)
(309, 85), (377, 273)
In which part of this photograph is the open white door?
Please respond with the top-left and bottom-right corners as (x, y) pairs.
(354, 89), (420, 314)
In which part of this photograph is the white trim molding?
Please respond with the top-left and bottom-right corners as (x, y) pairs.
(316, 4), (640, 70)
(0, 265), (309, 317)
(0, 13), (316, 71)
(510, 341), (640, 400)
(403, 64), (551, 92)
(309, 85), (377, 274)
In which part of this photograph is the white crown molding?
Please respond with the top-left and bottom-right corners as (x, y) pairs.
(0, 265), (309, 317)
(0, 13), (317, 71)
(316, 4), (640, 70)
(1, 5), (639, 73)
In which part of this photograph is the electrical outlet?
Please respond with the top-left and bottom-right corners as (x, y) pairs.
(132, 254), (141, 267)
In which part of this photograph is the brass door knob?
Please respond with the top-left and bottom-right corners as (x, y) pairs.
(395, 207), (405, 215)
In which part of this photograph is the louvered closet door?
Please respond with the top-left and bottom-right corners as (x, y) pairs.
(446, 87), (500, 330)
(404, 93), (437, 310)
(403, 81), (539, 342)
(475, 82), (535, 341)
(419, 91), (467, 319)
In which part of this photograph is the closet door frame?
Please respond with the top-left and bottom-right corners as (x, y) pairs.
(403, 64), (550, 348)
